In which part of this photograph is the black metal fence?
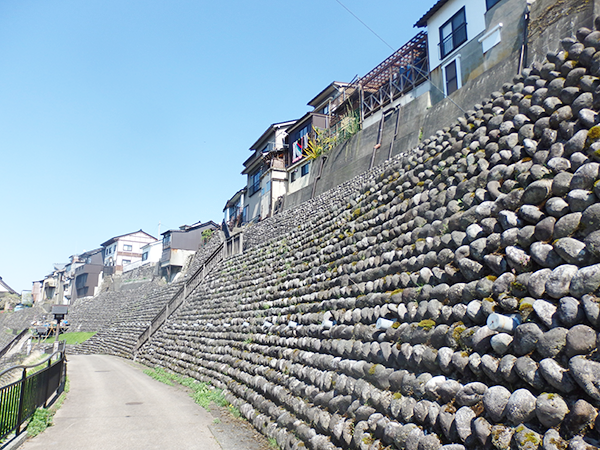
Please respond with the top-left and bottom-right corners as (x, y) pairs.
(0, 342), (67, 440)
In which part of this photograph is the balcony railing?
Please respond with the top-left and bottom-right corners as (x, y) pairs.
(354, 31), (429, 119)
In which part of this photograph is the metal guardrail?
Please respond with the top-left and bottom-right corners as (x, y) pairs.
(134, 242), (224, 353)
(0, 329), (29, 360)
(0, 342), (67, 440)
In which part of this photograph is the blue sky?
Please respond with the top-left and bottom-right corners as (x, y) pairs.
(0, 0), (429, 292)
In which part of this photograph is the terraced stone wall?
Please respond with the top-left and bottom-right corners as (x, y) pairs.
(133, 24), (600, 450)
(67, 233), (224, 356)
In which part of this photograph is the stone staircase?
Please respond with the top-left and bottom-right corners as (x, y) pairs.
(67, 233), (225, 358)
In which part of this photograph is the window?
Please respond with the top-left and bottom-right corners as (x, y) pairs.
(291, 125), (310, 163)
(123, 244), (132, 251)
(249, 169), (261, 196)
(291, 170), (297, 183)
(142, 252), (148, 261)
(264, 180), (271, 193)
(439, 8), (467, 59)
(444, 60), (459, 95)
(163, 234), (171, 247)
(486, 0), (502, 10)
(319, 104), (329, 115)
(301, 163), (310, 177)
(122, 259), (131, 265)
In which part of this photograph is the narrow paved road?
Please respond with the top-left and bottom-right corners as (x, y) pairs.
(20, 355), (225, 450)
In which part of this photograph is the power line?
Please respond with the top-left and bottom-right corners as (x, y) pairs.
(333, 0), (395, 52)
(333, 0), (466, 114)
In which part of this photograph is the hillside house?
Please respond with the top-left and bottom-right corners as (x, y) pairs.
(415, 0), (529, 102)
(71, 248), (104, 300)
(224, 188), (246, 229)
(40, 264), (68, 304)
(102, 230), (157, 275)
(160, 221), (219, 281)
(242, 121), (295, 222)
(287, 82), (354, 196)
(123, 240), (163, 273)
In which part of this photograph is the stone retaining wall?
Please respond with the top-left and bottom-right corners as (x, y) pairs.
(134, 22), (600, 450)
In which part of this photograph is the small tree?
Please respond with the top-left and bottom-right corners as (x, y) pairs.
(2, 293), (21, 310)
(202, 229), (213, 242)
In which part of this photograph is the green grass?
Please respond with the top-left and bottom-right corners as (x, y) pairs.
(144, 367), (229, 411)
(27, 408), (53, 437)
(32, 332), (97, 345)
(60, 332), (97, 345)
(26, 377), (70, 437)
(228, 405), (241, 418)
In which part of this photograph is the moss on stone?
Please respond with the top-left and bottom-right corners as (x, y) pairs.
(418, 319), (436, 330)
(588, 125), (600, 141)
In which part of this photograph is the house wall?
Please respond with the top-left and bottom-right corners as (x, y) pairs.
(271, 170), (287, 215)
(32, 281), (42, 303)
(426, 0), (487, 71)
(246, 180), (262, 222)
(144, 241), (163, 262)
(105, 232), (156, 268)
(161, 248), (195, 267)
(287, 160), (312, 196)
(429, 0), (528, 105)
(274, 127), (288, 149)
(170, 228), (205, 251)
(259, 171), (273, 220)
(73, 263), (103, 300)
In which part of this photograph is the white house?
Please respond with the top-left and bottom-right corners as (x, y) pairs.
(415, 0), (529, 101)
(102, 230), (157, 274)
(122, 240), (162, 273)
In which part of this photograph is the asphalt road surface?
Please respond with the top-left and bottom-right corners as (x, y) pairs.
(19, 354), (265, 450)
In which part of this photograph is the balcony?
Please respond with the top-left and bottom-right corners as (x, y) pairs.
(352, 31), (429, 119)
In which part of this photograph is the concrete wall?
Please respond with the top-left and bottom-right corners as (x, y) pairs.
(527, 0), (600, 66)
(285, 90), (432, 211)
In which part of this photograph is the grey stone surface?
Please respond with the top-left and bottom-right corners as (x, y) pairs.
(546, 264), (579, 298)
(569, 356), (600, 401)
(570, 264), (600, 297)
(565, 324), (597, 357)
(539, 358), (578, 393)
(554, 212), (582, 238)
(553, 237), (587, 264)
(483, 385), (511, 423)
(513, 323), (544, 355)
(558, 296), (585, 327)
(537, 327), (568, 359)
(536, 393), (569, 427)
(505, 388), (537, 425)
